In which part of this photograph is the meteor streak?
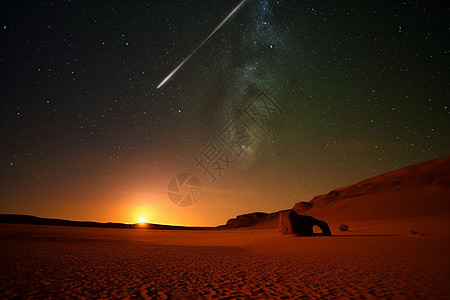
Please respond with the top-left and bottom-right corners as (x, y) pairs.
(157, 0), (247, 89)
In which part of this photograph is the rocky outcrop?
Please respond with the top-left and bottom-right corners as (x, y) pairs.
(225, 212), (269, 228)
(278, 210), (331, 236)
(292, 201), (314, 214)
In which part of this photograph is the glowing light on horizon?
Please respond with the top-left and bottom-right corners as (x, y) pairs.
(138, 216), (147, 224)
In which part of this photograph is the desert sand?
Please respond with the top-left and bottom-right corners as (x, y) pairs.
(1, 157), (449, 299)
(1, 221), (449, 299)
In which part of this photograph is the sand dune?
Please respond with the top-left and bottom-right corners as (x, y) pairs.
(293, 156), (450, 223)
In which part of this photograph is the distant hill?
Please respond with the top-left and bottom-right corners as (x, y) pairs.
(292, 155), (450, 222)
(223, 156), (450, 228)
(0, 214), (207, 230)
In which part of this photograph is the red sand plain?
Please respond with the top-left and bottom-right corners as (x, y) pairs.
(1, 157), (449, 299)
(1, 219), (449, 299)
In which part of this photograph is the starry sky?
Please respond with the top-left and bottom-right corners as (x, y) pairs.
(1, 0), (449, 226)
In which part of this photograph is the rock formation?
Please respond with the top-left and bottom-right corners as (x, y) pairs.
(225, 212), (270, 228)
(292, 201), (313, 214)
(278, 210), (332, 236)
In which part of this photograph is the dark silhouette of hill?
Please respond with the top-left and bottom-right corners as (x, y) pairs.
(0, 214), (207, 230)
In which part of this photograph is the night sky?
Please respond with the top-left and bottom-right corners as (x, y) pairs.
(1, 0), (449, 226)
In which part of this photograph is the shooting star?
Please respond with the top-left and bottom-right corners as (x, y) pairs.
(157, 0), (247, 89)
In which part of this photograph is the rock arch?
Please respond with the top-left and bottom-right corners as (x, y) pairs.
(278, 210), (332, 236)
